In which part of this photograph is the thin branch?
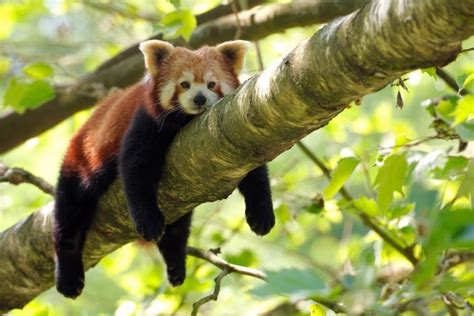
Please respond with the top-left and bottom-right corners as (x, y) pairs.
(231, 0), (243, 40)
(296, 142), (351, 200)
(0, 162), (55, 196)
(82, 0), (161, 22)
(440, 250), (474, 272)
(186, 246), (266, 315)
(309, 296), (348, 314)
(296, 142), (418, 265)
(186, 247), (267, 281)
(459, 47), (474, 53)
(435, 67), (469, 96)
(191, 268), (229, 316)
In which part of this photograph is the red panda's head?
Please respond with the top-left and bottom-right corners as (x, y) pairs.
(139, 40), (250, 114)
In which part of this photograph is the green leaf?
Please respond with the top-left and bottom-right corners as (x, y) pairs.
(22, 62), (53, 79)
(0, 57), (11, 75)
(250, 268), (326, 297)
(462, 73), (474, 89)
(170, 0), (180, 8)
(353, 196), (379, 216)
(306, 203), (324, 215)
(309, 303), (328, 316)
(3, 78), (55, 113)
(413, 209), (474, 288)
(323, 157), (359, 200)
(374, 154), (408, 213)
(160, 10), (196, 41)
(225, 249), (257, 267)
(437, 275), (474, 292)
(432, 156), (469, 179)
(456, 74), (469, 91)
(458, 160), (474, 204)
(19, 80), (55, 110)
(307, 194), (324, 215)
(3, 77), (26, 111)
(408, 181), (438, 213)
(389, 203), (415, 219)
(421, 67), (436, 78)
(275, 203), (291, 223)
(451, 95), (474, 125)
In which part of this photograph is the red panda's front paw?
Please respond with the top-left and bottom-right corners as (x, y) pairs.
(55, 256), (85, 299)
(245, 201), (275, 236)
(167, 265), (186, 287)
(135, 212), (166, 241)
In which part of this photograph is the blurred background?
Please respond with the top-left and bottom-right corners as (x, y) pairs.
(0, 0), (473, 315)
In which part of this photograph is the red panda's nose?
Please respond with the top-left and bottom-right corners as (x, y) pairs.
(193, 93), (207, 106)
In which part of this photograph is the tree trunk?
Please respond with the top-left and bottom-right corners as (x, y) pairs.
(0, 0), (473, 312)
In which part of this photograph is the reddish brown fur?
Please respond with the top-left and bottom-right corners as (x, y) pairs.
(62, 45), (240, 182)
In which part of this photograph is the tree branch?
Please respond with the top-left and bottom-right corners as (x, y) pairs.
(186, 247), (266, 281)
(186, 246), (267, 315)
(0, 0), (367, 154)
(0, 0), (473, 312)
(435, 67), (469, 95)
(0, 162), (55, 196)
(296, 142), (418, 265)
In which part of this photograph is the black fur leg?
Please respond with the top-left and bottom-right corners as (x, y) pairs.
(55, 253), (84, 299)
(119, 108), (193, 242)
(238, 164), (275, 236)
(158, 211), (193, 287)
(54, 162), (117, 299)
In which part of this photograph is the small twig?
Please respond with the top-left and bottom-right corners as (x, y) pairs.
(309, 296), (347, 314)
(0, 162), (55, 196)
(187, 246), (266, 315)
(231, 0), (243, 40)
(440, 250), (474, 272)
(435, 67), (469, 96)
(296, 142), (351, 200)
(82, 0), (161, 23)
(254, 41), (265, 70)
(460, 47), (474, 54)
(191, 268), (229, 316)
(186, 246), (266, 280)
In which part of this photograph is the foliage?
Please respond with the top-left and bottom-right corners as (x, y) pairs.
(1, 0), (473, 315)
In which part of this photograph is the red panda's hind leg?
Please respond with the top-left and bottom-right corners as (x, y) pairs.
(53, 161), (117, 298)
(157, 211), (193, 286)
(238, 164), (275, 236)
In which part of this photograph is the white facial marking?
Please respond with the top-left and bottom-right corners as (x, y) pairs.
(179, 71), (194, 83)
(179, 83), (219, 114)
(159, 81), (176, 110)
(221, 82), (234, 95)
(204, 71), (216, 83)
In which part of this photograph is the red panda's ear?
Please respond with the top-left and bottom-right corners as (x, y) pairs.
(139, 40), (174, 76)
(216, 40), (251, 74)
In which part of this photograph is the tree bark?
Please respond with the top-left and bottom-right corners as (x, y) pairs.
(0, 0), (367, 154)
(1, 0), (473, 312)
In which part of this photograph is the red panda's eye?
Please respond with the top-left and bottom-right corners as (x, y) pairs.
(180, 81), (190, 89)
(207, 81), (216, 89)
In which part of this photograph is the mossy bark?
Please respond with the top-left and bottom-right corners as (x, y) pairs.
(1, 0), (473, 312)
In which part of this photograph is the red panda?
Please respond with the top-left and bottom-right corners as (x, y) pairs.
(53, 40), (275, 299)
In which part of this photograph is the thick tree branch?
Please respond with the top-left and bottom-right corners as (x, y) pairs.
(0, 0), (367, 154)
(1, 0), (473, 312)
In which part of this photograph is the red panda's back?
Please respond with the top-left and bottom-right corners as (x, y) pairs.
(62, 83), (148, 181)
